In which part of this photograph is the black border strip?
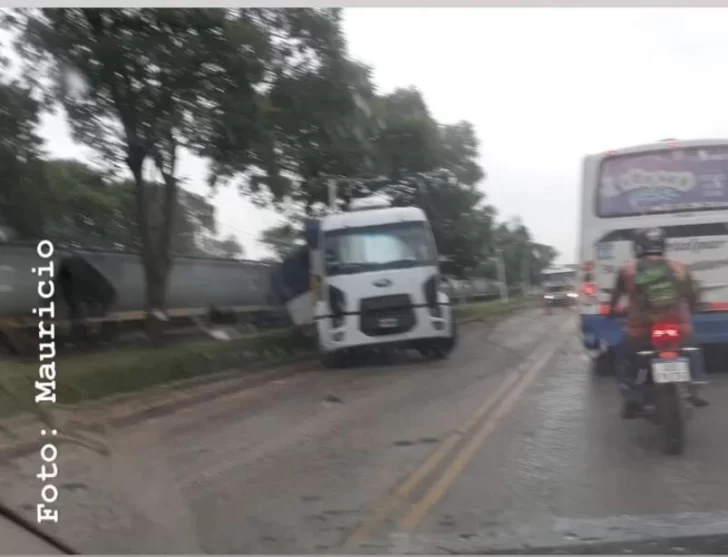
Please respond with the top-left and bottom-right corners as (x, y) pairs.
(0, 499), (76, 554)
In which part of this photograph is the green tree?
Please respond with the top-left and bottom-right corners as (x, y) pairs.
(256, 85), (495, 276)
(258, 58), (379, 211)
(259, 220), (307, 261)
(201, 233), (244, 259)
(530, 242), (559, 283)
(256, 80), (558, 281)
(39, 159), (216, 254)
(0, 80), (49, 239)
(491, 220), (558, 289)
(6, 8), (347, 341)
(368, 90), (490, 276)
(373, 88), (441, 182)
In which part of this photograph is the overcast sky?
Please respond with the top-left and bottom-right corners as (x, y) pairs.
(35, 8), (728, 263)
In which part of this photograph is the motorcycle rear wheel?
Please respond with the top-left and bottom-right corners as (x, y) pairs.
(657, 384), (684, 455)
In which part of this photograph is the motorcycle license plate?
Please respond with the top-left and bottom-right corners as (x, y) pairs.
(651, 358), (691, 384)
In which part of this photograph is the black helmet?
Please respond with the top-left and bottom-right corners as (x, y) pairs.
(633, 227), (667, 257)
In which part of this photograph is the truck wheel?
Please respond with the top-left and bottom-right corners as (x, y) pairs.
(440, 343), (454, 359)
(418, 342), (450, 361)
(321, 350), (349, 369)
(321, 351), (339, 369)
(419, 346), (441, 360)
(449, 318), (459, 350)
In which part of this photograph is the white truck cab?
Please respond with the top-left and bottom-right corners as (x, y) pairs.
(309, 195), (456, 366)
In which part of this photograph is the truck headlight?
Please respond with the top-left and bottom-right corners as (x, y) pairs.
(424, 275), (443, 317)
(544, 295), (554, 300)
(567, 292), (578, 299)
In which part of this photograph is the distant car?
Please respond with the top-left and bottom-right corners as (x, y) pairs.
(542, 284), (578, 308)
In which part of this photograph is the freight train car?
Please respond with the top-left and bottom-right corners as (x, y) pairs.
(0, 241), (285, 352)
(1, 239), (507, 354)
(442, 277), (503, 303)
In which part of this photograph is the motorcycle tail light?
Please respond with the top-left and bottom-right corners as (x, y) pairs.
(651, 323), (681, 352)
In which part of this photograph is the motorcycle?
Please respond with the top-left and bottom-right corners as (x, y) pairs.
(633, 322), (703, 455)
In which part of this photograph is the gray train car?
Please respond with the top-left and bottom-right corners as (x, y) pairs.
(0, 242), (280, 329)
(1, 239), (506, 356)
(74, 249), (278, 318)
(0, 243), (44, 318)
(442, 277), (502, 303)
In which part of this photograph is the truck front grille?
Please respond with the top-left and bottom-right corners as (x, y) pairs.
(359, 294), (416, 337)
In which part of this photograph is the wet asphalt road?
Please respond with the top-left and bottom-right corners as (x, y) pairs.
(3, 307), (728, 554)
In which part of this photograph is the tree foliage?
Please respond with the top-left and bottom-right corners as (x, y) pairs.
(260, 221), (306, 261)
(200, 234), (244, 259)
(4, 7), (351, 339)
(0, 155), (234, 256)
(40, 159), (219, 254)
(256, 81), (557, 279)
(491, 220), (559, 287)
(0, 80), (49, 239)
(2, 7), (559, 317)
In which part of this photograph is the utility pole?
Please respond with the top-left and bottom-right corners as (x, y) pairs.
(521, 243), (530, 297)
(496, 247), (509, 303)
(327, 178), (338, 212)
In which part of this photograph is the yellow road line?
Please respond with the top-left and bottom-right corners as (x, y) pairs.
(344, 316), (574, 548)
(344, 369), (521, 547)
(398, 318), (573, 533)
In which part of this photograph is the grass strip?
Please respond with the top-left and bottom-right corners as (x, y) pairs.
(1, 299), (537, 416)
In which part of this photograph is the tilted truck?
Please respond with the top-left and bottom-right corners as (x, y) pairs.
(273, 195), (457, 367)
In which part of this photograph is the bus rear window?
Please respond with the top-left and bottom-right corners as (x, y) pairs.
(597, 146), (728, 218)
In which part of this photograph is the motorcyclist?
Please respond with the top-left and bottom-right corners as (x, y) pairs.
(607, 227), (709, 418)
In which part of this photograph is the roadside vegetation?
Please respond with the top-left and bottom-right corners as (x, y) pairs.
(1, 298), (537, 419)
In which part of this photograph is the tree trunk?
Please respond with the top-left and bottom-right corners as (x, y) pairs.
(143, 261), (170, 346)
(127, 148), (171, 347)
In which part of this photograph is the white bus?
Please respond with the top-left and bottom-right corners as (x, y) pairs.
(578, 138), (728, 374)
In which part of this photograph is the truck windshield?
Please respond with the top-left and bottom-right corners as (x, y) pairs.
(323, 221), (436, 276)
